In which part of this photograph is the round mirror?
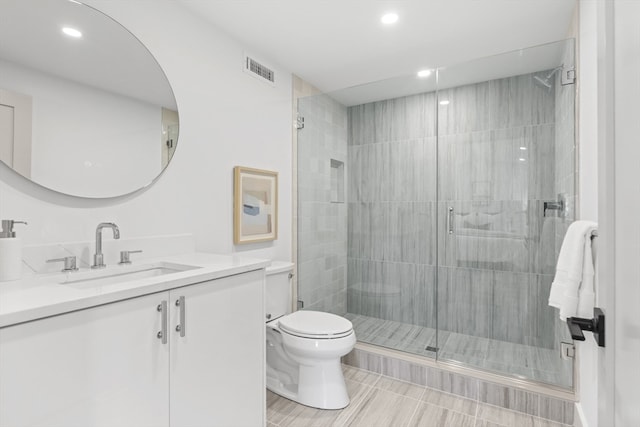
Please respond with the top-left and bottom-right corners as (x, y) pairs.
(0, 0), (179, 198)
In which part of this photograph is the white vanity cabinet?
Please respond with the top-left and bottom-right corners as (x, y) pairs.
(0, 269), (265, 427)
(169, 270), (265, 427)
(0, 292), (171, 427)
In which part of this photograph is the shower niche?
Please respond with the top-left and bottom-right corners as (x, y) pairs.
(330, 159), (345, 203)
(296, 39), (576, 390)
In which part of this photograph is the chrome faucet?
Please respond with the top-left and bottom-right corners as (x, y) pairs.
(92, 222), (120, 269)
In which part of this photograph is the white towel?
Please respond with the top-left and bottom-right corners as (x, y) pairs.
(548, 220), (598, 321)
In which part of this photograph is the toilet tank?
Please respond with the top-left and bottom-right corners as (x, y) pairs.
(265, 261), (294, 321)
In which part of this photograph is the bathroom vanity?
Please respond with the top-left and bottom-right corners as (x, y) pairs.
(0, 253), (268, 427)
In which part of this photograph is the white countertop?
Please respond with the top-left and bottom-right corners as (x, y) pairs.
(0, 252), (270, 328)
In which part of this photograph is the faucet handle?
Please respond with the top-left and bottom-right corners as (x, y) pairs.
(119, 250), (143, 265)
(47, 256), (79, 272)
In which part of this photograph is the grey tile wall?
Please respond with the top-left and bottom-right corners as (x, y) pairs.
(437, 266), (493, 339)
(348, 201), (436, 264)
(297, 94), (349, 315)
(437, 126), (555, 203)
(347, 91), (438, 329)
(436, 69), (567, 354)
(347, 259), (437, 327)
(347, 68), (573, 370)
(435, 264), (557, 347)
(348, 92), (436, 145)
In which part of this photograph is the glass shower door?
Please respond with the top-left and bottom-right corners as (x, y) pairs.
(435, 40), (576, 388)
(296, 81), (440, 360)
(344, 92), (439, 358)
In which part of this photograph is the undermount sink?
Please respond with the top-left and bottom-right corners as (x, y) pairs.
(60, 262), (200, 288)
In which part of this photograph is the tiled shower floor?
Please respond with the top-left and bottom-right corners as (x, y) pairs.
(345, 313), (572, 389)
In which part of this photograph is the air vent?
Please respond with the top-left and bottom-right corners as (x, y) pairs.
(244, 55), (275, 85)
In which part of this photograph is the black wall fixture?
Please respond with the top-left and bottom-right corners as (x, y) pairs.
(567, 307), (605, 347)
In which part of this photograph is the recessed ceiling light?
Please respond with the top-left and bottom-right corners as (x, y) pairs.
(381, 13), (399, 25)
(62, 27), (82, 38)
(518, 158), (526, 162)
(439, 100), (450, 106)
(519, 146), (527, 150)
(417, 69), (432, 78)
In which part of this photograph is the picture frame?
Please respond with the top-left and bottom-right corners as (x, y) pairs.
(233, 166), (278, 244)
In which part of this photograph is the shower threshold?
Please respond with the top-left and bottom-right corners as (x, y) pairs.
(345, 313), (573, 390)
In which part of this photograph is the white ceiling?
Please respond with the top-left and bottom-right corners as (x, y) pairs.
(177, 0), (577, 94)
(0, 0), (577, 108)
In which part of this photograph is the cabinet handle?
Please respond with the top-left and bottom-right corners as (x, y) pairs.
(157, 301), (168, 344)
(175, 296), (186, 337)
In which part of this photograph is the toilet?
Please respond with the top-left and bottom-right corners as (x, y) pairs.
(265, 262), (356, 410)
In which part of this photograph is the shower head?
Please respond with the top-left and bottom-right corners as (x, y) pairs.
(533, 75), (552, 89)
(533, 66), (564, 91)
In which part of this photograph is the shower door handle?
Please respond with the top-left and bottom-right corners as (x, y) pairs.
(447, 207), (454, 234)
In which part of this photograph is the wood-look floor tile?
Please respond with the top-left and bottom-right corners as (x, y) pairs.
(279, 379), (373, 427)
(343, 364), (381, 386)
(343, 388), (421, 427)
(475, 413), (570, 427)
(531, 417), (572, 427)
(476, 403), (536, 427)
(267, 390), (299, 426)
(374, 375), (425, 400)
(408, 403), (475, 427)
(279, 405), (351, 427)
(474, 419), (507, 427)
(421, 388), (477, 416)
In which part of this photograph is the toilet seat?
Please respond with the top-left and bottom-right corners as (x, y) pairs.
(278, 310), (353, 339)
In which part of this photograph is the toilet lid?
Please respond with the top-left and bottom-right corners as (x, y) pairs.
(278, 311), (353, 339)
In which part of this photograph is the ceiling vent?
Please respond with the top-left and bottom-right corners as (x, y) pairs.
(244, 54), (275, 86)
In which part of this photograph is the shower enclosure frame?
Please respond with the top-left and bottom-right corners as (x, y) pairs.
(293, 38), (578, 392)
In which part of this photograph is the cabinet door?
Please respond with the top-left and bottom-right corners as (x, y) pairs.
(170, 270), (265, 427)
(0, 292), (170, 427)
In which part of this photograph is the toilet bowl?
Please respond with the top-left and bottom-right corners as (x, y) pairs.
(265, 262), (356, 409)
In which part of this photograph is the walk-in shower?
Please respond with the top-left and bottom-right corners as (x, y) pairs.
(295, 39), (576, 390)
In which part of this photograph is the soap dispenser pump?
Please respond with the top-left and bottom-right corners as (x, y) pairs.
(0, 220), (27, 282)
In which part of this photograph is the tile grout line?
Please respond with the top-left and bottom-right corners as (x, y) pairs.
(339, 382), (376, 427)
(271, 392), (298, 426)
(478, 400), (572, 427)
(474, 374), (481, 425)
(403, 396), (423, 427)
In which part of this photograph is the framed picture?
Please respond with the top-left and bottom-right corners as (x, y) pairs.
(233, 166), (278, 244)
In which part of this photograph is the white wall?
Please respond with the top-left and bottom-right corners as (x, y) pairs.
(1, 59), (161, 197)
(579, 1), (640, 426)
(576, 2), (599, 426)
(611, 1), (640, 424)
(578, 3), (599, 222)
(0, 0), (293, 262)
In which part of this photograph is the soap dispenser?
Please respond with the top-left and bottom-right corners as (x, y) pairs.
(0, 220), (27, 282)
